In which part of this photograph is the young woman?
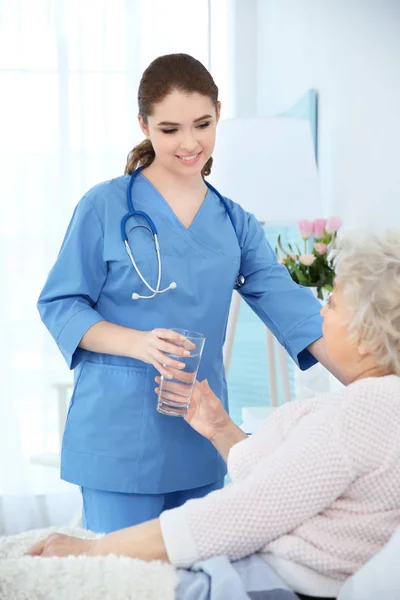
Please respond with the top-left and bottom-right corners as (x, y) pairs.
(37, 53), (335, 533)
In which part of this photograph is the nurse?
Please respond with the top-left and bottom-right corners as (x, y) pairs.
(38, 53), (339, 534)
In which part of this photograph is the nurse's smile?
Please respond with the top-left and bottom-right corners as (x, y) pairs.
(176, 151), (202, 166)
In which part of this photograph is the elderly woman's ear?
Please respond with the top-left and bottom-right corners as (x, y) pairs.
(357, 341), (374, 357)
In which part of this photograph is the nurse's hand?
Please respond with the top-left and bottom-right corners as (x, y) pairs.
(154, 377), (230, 441)
(137, 329), (195, 379)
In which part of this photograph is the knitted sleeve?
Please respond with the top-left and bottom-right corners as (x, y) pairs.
(228, 400), (315, 482)
(160, 394), (354, 567)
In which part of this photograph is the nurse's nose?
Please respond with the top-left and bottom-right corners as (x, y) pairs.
(179, 130), (197, 153)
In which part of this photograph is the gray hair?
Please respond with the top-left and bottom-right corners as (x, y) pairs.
(333, 230), (400, 375)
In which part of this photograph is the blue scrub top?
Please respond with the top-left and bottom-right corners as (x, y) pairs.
(37, 173), (323, 494)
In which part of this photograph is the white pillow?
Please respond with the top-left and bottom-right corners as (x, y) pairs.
(338, 528), (400, 600)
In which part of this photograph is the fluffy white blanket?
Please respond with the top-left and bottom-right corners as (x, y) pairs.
(0, 526), (177, 600)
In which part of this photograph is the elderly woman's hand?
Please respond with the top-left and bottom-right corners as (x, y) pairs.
(29, 533), (96, 557)
(155, 377), (230, 440)
(185, 379), (231, 440)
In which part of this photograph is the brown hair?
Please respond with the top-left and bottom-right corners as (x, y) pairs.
(124, 53), (219, 178)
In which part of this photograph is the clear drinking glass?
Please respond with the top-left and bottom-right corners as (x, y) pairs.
(157, 328), (206, 417)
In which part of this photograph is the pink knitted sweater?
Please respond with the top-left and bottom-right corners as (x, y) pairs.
(160, 376), (400, 596)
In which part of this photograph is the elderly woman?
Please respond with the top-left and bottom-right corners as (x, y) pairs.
(30, 230), (400, 600)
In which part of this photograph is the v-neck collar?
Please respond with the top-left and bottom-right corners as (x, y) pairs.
(138, 172), (212, 233)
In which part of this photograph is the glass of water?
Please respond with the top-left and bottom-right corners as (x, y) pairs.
(157, 328), (206, 417)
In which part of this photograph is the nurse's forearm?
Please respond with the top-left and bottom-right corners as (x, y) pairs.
(91, 518), (169, 562)
(79, 320), (145, 360)
(307, 337), (348, 385)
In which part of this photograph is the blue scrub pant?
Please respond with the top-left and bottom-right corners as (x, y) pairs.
(81, 478), (224, 533)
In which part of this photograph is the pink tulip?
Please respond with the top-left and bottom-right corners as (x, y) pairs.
(313, 218), (328, 240)
(299, 253), (316, 266)
(297, 219), (314, 240)
(326, 216), (342, 234)
(314, 242), (328, 255)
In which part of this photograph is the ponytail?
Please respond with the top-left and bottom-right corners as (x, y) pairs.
(124, 138), (214, 177)
(124, 139), (155, 175)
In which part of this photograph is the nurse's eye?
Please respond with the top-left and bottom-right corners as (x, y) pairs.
(197, 122), (210, 129)
(161, 128), (178, 134)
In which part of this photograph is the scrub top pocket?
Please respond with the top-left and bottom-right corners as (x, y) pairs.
(63, 361), (146, 460)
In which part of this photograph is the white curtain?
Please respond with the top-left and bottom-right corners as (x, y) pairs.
(0, 0), (231, 534)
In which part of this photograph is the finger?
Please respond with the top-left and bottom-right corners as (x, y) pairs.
(181, 338), (197, 352)
(190, 380), (203, 400)
(151, 350), (186, 370)
(152, 360), (174, 379)
(162, 366), (196, 384)
(153, 329), (186, 342)
(201, 379), (210, 393)
(154, 366), (197, 385)
(155, 387), (191, 404)
(152, 339), (191, 358)
(155, 377), (192, 395)
(153, 329), (197, 352)
(201, 378), (215, 396)
(28, 539), (47, 556)
(155, 381), (192, 398)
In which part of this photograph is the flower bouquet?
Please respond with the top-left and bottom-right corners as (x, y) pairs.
(276, 217), (343, 300)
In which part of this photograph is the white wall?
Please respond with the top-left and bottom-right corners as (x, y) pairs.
(233, 0), (259, 117)
(256, 0), (400, 227)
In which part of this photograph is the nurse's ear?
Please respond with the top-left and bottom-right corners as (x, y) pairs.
(216, 101), (221, 124)
(138, 114), (150, 139)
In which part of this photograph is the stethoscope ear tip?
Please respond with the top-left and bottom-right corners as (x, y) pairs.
(132, 293), (140, 300)
(170, 282), (177, 290)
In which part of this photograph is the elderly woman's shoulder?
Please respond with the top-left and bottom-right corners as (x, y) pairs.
(337, 375), (400, 463)
(347, 374), (400, 397)
(340, 375), (400, 420)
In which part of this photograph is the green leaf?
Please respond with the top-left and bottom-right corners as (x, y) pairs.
(277, 234), (290, 257)
(290, 263), (309, 285)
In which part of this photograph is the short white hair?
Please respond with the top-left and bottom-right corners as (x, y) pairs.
(334, 229), (400, 376)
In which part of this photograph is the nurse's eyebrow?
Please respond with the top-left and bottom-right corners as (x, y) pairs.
(157, 114), (213, 126)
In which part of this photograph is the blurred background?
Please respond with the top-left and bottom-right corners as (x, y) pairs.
(0, 0), (399, 533)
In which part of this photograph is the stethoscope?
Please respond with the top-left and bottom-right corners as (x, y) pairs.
(120, 166), (246, 300)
